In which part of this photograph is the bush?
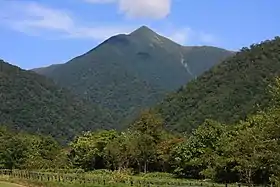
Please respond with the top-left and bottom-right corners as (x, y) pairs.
(138, 172), (175, 179)
(88, 169), (113, 175)
(39, 168), (85, 174)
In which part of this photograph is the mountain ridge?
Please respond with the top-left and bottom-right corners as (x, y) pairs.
(33, 26), (231, 71)
(32, 26), (233, 127)
(155, 36), (280, 132)
(0, 59), (114, 143)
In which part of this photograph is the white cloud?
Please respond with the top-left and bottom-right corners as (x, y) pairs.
(156, 27), (218, 46)
(0, 1), (135, 41)
(164, 28), (192, 44)
(84, 0), (172, 19)
(0, 1), (218, 45)
(119, 0), (171, 19)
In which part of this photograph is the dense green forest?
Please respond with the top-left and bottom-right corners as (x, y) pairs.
(1, 76), (280, 185)
(33, 26), (232, 127)
(156, 36), (280, 132)
(0, 60), (114, 143)
(1, 30), (280, 186)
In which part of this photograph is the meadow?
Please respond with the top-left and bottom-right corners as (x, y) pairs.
(0, 169), (241, 187)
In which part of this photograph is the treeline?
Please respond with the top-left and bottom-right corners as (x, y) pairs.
(1, 80), (280, 186)
(68, 109), (280, 185)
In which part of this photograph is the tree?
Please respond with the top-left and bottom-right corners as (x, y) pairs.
(131, 110), (164, 142)
(130, 111), (166, 172)
(171, 120), (226, 179)
(105, 111), (172, 173)
(69, 130), (117, 170)
(156, 135), (184, 172)
(219, 109), (280, 185)
(104, 131), (134, 171)
(0, 126), (66, 170)
(0, 131), (29, 169)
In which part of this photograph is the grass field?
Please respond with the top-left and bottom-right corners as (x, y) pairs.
(0, 180), (132, 187)
(0, 182), (25, 187)
(0, 170), (242, 187)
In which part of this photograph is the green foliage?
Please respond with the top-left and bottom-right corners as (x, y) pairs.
(218, 109), (280, 185)
(0, 60), (114, 143)
(0, 127), (69, 170)
(0, 127), (30, 169)
(2, 35), (280, 186)
(1, 170), (233, 187)
(69, 130), (118, 170)
(130, 110), (164, 142)
(33, 26), (232, 128)
(171, 120), (226, 179)
(137, 172), (175, 179)
(156, 36), (280, 132)
(169, 77), (280, 184)
(70, 112), (181, 174)
(104, 130), (159, 173)
(104, 131), (136, 171)
(65, 94), (279, 186)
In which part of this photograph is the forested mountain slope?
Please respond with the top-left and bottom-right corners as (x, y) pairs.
(33, 26), (232, 124)
(0, 60), (114, 142)
(156, 36), (280, 132)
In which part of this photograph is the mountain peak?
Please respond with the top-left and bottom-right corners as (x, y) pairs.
(130, 26), (157, 37)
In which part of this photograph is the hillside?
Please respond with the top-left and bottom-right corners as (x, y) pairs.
(0, 60), (114, 142)
(33, 26), (232, 125)
(156, 36), (280, 132)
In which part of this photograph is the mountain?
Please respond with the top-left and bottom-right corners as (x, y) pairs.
(155, 36), (280, 132)
(33, 26), (233, 125)
(0, 60), (114, 143)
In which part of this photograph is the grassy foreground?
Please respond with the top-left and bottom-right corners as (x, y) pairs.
(1, 176), (125, 187)
(0, 170), (241, 187)
(0, 181), (26, 187)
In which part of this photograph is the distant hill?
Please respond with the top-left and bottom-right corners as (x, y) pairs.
(33, 26), (233, 126)
(155, 36), (280, 132)
(0, 60), (114, 143)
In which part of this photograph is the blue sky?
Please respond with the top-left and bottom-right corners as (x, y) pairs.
(0, 0), (279, 69)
